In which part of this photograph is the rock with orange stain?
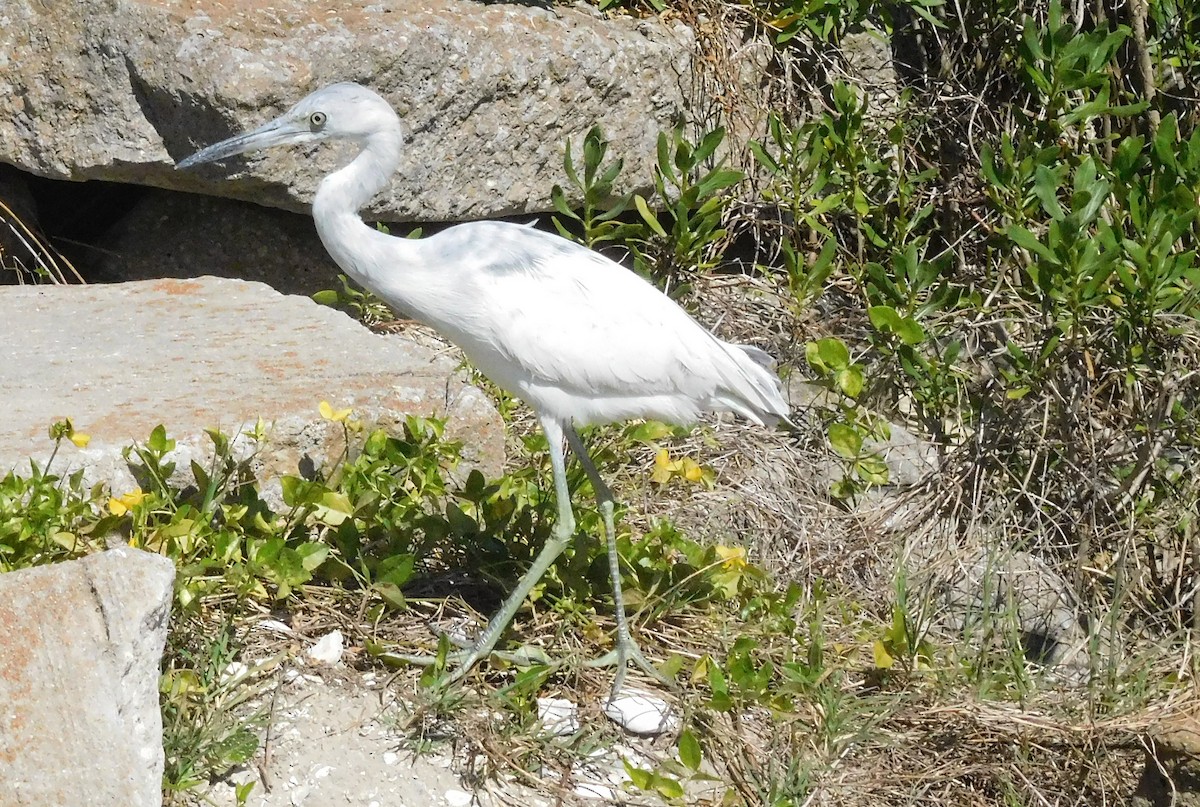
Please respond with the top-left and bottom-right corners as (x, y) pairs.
(0, 276), (504, 504)
(0, 547), (174, 806)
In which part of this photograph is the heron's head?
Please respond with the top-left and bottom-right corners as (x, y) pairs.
(176, 83), (400, 170)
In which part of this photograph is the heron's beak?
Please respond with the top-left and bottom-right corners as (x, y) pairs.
(175, 116), (312, 170)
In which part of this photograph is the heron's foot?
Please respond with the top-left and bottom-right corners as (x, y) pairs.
(393, 642), (558, 690)
(586, 634), (676, 702)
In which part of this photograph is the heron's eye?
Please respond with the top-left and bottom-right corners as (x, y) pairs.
(309, 111), (327, 128)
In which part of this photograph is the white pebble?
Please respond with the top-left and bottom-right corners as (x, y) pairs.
(445, 788), (472, 806)
(306, 630), (344, 665)
(573, 781), (619, 801)
(257, 618), (295, 635)
(220, 661), (249, 684)
(536, 696), (580, 737)
(602, 691), (680, 736)
(383, 751), (399, 765)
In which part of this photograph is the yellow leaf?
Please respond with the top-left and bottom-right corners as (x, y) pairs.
(319, 400), (352, 422)
(872, 640), (895, 670)
(650, 448), (674, 485)
(69, 432), (91, 448)
(681, 458), (703, 483)
(714, 545), (747, 570)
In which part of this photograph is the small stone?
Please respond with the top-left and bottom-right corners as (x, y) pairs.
(536, 696), (580, 737)
(221, 661), (249, 684)
(306, 630), (344, 665)
(574, 781), (619, 801)
(445, 788), (472, 806)
(383, 752), (399, 766)
(258, 619), (295, 635)
(602, 691), (680, 736)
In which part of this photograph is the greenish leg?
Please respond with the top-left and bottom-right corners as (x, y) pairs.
(564, 426), (674, 702)
(400, 416), (575, 681)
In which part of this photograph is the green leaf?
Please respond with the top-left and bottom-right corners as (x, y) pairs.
(372, 582), (406, 610)
(296, 542), (329, 572)
(827, 423), (863, 458)
(834, 367), (863, 398)
(562, 137), (579, 187)
(868, 305), (902, 332)
(634, 195), (668, 237)
(190, 460), (210, 494)
(314, 491), (353, 526)
(894, 317), (926, 346)
(653, 774), (685, 799)
(147, 425), (174, 455)
(623, 759), (653, 790)
(656, 132), (675, 184)
(815, 337), (850, 370)
(856, 455), (889, 485)
(694, 127), (726, 164)
(550, 185), (580, 221)
(695, 169), (744, 198)
(678, 729), (702, 772)
(1006, 225), (1056, 263)
(625, 420), (678, 443)
(749, 140), (780, 174)
(1032, 165), (1065, 220)
(280, 476), (324, 508)
(311, 289), (339, 306)
(213, 728), (259, 765)
(375, 553), (415, 587)
(853, 188), (869, 217)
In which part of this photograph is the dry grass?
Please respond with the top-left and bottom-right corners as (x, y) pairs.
(0, 195), (83, 284)
(347, 280), (1200, 806)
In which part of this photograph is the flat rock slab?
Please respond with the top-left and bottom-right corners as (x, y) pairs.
(0, 0), (694, 220)
(0, 277), (503, 494)
(0, 547), (175, 807)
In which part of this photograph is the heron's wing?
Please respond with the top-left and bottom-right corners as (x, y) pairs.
(467, 227), (730, 398)
(417, 221), (786, 425)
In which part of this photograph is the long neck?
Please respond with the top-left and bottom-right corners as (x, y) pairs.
(311, 129), (425, 297)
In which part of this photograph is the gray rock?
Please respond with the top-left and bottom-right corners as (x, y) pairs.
(93, 189), (339, 296)
(0, 547), (175, 807)
(841, 31), (897, 108)
(910, 542), (1094, 678)
(788, 378), (940, 490)
(1133, 711), (1200, 806)
(0, 277), (504, 501)
(0, 0), (694, 221)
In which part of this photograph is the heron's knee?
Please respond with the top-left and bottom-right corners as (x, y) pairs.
(552, 518), (576, 542)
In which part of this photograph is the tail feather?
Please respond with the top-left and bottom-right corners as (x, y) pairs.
(712, 341), (795, 429)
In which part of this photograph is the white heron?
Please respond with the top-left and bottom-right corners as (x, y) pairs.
(178, 82), (791, 703)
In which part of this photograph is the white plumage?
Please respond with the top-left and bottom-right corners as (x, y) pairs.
(179, 82), (790, 707)
(397, 220), (788, 427)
